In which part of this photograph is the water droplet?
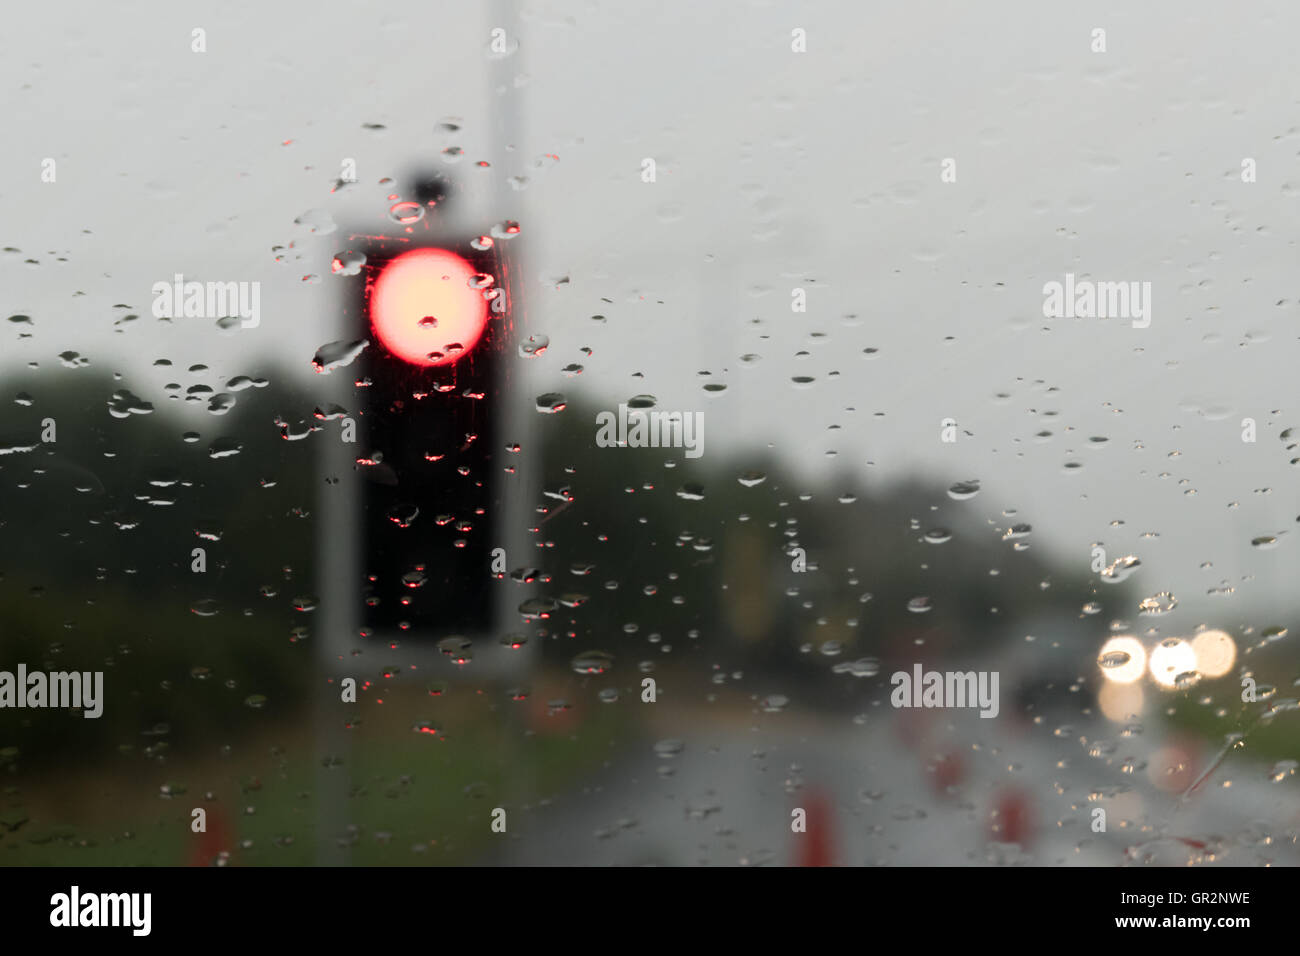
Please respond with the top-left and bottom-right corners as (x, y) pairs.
(375, 501), (418, 531)
(388, 202), (425, 224)
(59, 351), (90, 369)
(947, 479), (980, 501)
(518, 596), (558, 620)
(677, 483), (705, 501)
(331, 251), (366, 276)
(107, 389), (153, 418)
(293, 209), (336, 235)
(207, 393), (236, 415)
(1098, 649), (1131, 669)
(226, 375), (269, 391)
(519, 335), (549, 358)
(1100, 555), (1141, 584)
(653, 739), (684, 758)
(312, 338), (369, 374)
(1088, 740), (1117, 759)
(1268, 760), (1297, 783)
(831, 657), (879, 677)
(571, 650), (614, 675)
(437, 636), (473, 663)
(208, 437), (242, 459)
(1138, 591), (1177, 616)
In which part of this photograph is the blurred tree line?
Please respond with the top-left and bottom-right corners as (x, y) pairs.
(5, 366), (1261, 776)
(523, 394), (1137, 716)
(0, 366), (315, 770)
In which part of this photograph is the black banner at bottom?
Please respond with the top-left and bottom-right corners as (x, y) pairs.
(9, 865), (1283, 941)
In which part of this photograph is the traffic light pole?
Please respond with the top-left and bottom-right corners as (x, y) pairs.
(485, 0), (540, 857)
(314, 390), (362, 866)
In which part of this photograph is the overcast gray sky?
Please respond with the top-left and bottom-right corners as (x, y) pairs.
(4, 0), (1299, 627)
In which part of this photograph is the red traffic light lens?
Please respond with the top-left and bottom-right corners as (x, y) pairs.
(369, 248), (490, 366)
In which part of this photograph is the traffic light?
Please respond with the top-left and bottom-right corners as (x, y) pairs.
(338, 170), (514, 642)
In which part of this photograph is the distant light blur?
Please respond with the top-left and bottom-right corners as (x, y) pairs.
(1097, 636), (1146, 684)
(1191, 629), (1236, 679)
(1149, 638), (1197, 690)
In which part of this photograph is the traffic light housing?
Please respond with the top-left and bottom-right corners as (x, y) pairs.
(339, 173), (514, 642)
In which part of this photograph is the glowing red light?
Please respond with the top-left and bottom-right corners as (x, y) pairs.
(370, 248), (490, 366)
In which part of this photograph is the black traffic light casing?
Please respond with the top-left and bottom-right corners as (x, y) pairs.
(340, 176), (514, 641)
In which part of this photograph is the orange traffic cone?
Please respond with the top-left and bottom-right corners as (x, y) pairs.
(796, 788), (835, 867)
(189, 806), (234, 867)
